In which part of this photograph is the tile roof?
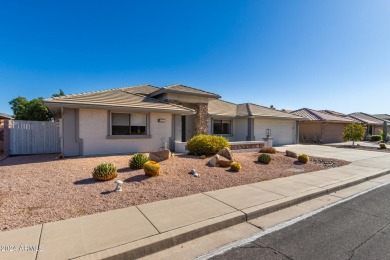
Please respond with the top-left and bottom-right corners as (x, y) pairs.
(149, 84), (221, 99)
(247, 103), (303, 119)
(292, 108), (354, 123)
(320, 110), (363, 123)
(0, 113), (13, 119)
(349, 112), (388, 125)
(44, 86), (195, 114)
(373, 114), (390, 120)
(208, 99), (238, 117)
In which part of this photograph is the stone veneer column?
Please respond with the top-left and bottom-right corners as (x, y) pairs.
(195, 103), (208, 135)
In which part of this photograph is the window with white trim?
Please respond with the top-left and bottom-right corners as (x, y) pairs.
(213, 119), (232, 135)
(111, 113), (147, 135)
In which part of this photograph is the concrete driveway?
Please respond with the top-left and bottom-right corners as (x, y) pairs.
(275, 144), (387, 162)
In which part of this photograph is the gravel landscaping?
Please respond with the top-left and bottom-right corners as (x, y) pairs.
(328, 145), (390, 153)
(0, 152), (349, 231)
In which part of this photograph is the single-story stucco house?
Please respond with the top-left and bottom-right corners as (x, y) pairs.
(349, 112), (389, 138)
(373, 114), (390, 121)
(44, 84), (303, 156)
(0, 113), (13, 120)
(291, 108), (356, 143)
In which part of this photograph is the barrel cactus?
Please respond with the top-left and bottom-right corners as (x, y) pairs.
(129, 153), (149, 169)
(379, 143), (387, 149)
(230, 162), (242, 172)
(143, 161), (160, 177)
(92, 163), (118, 181)
(258, 154), (272, 164)
(298, 154), (310, 164)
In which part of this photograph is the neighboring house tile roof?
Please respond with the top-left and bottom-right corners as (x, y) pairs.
(320, 110), (363, 123)
(208, 99), (238, 117)
(349, 112), (388, 125)
(373, 114), (390, 121)
(0, 113), (13, 120)
(44, 86), (195, 114)
(149, 84), (221, 99)
(292, 108), (354, 123)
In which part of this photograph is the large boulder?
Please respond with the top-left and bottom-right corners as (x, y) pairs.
(216, 159), (233, 168)
(286, 150), (298, 159)
(218, 147), (235, 161)
(149, 149), (172, 162)
(208, 154), (220, 167)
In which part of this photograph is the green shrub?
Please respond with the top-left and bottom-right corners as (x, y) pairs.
(92, 163), (118, 181)
(129, 153), (149, 169)
(379, 143), (387, 149)
(187, 134), (230, 156)
(259, 146), (277, 154)
(370, 135), (382, 141)
(298, 154), (310, 164)
(230, 162), (242, 172)
(258, 154), (272, 164)
(143, 161), (160, 177)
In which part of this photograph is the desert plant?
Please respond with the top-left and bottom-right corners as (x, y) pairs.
(92, 163), (118, 181)
(343, 123), (366, 146)
(187, 134), (230, 156)
(298, 154), (310, 164)
(143, 161), (160, 177)
(370, 135), (382, 142)
(258, 154), (272, 164)
(129, 153), (149, 169)
(230, 162), (242, 172)
(259, 146), (277, 154)
(379, 143), (387, 149)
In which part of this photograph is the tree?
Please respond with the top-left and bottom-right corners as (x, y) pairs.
(9, 89), (65, 121)
(343, 123), (366, 146)
(270, 105), (276, 110)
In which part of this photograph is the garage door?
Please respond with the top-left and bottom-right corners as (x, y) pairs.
(254, 119), (296, 146)
(322, 123), (345, 143)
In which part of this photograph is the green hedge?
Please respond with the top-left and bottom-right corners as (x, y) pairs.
(187, 135), (230, 156)
(370, 135), (382, 141)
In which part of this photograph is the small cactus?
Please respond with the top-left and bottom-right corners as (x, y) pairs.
(298, 154), (310, 164)
(379, 143), (387, 149)
(92, 163), (118, 181)
(258, 154), (272, 164)
(230, 162), (242, 172)
(143, 161), (160, 177)
(129, 153), (149, 169)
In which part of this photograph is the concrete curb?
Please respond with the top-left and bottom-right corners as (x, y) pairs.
(72, 169), (390, 260)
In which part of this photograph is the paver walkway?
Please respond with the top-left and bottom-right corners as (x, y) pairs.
(1, 145), (390, 260)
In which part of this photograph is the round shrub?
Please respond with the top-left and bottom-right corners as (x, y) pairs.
(230, 162), (242, 172)
(298, 154), (310, 164)
(370, 135), (382, 142)
(187, 134), (230, 156)
(143, 161), (160, 177)
(258, 154), (271, 164)
(259, 146), (277, 154)
(92, 163), (118, 181)
(379, 143), (387, 149)
(130, 153), (149, 169)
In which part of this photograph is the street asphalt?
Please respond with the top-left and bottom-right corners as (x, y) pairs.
(211, 183), (390, 260)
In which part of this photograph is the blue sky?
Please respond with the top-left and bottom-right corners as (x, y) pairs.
(1, 0), (389, 115)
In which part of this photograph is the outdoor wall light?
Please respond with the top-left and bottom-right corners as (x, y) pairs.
(266, 129), (271, 138)
(158, 118), (166, 123)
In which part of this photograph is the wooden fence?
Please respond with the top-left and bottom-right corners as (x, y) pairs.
(7, 120), (61, 155)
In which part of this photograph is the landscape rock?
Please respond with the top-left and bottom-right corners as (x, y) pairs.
(216, 159), (233, 168)
(286, 150), (298, 159)
(208, 155), (220, 166)
(218, 147), (235, 161)
(149, 149), (172, 162)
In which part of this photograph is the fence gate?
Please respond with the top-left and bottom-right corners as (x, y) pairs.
(9, 120), (61, 155)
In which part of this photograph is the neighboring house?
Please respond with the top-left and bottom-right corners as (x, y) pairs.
(291, 108), (355, 143)
(349, 112), (388, 137)
(44, 84), (303, 156)
(373, 114), (390, 121)
(0, 113), (13, 120)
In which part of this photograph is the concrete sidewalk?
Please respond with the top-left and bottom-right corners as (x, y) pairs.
(2, 145), (390, 260)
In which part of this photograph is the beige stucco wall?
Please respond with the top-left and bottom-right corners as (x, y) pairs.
(234, 118), (248, 141)
(299, 121), (348, 143)
(322, 123), (347, 143)
(299, 122), (322, 142)
(254, 119), (296, 146)
(79, 109), (172, 155)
